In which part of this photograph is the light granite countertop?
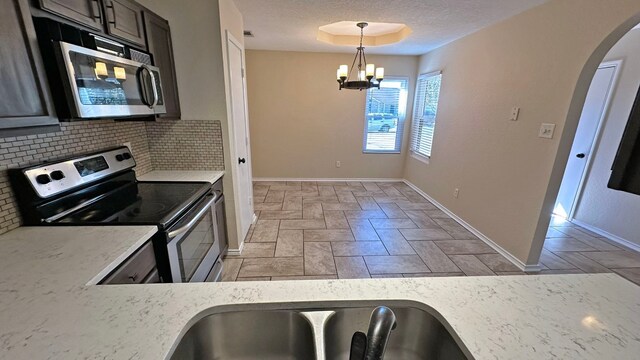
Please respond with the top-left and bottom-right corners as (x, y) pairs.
(137, 170), (224, 184)
(0, 226), (639, 359)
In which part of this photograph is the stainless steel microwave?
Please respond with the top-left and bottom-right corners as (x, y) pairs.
(54, 41), (166, 119)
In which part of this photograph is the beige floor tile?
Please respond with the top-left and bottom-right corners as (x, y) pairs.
(377, 229), (416, 255)
(221, 258), (243, 281)
(271, 275), (338, 281)
(409, 241), (461, 272)
(269, 184), (301, 191)
(374, 196), (409, 204)
(259, 210), (302, 220)
(275, 230), (304, 257)
(322, 202), (362, 211)
(580, 251), (640, 268)
(371, 274), (404, 278)
(424, 209), (451, 219)
(343, 210), (388, 219)
(264, 190), (286, 202)
(546, 227), (568, 238)
(543, 237), (596, 252)
(433, 240), (496, 255)
(554, 252), (611, 273)
(335, 256), (371, 279)
(362, 183), (382, 192)
(253, 185), (270, 197)
(555, 227), (621, 251)
(495, 272), (528, 276)
(238, 257), (304, 277)
(303, 195), (339, 203)
(538, 269), (585, 275)
(304, 229), (355, 241)
(253, 195), (266, 204)
(254, 203), (283, 211)
(253, 181), (281, 186)
(476, 253), (521, 272)
(300, 181), (318, 192)
(227, 243), (275, 258)
(434, 219), (477, 239)
(279, 219), (326, 230)
(364, 255), (430, 274)
(318, 185), (337, 196)
(236, 277), (271, 281)
(403, 210), (440, 229)
(612, 268), (640, 286)
(302, 202), (324, 219)
(332, 241), (388, 256)
(336, 191), (358, 203)
(378, 203), (409, 218)
(369, 218), (418, 229)
(356, 196), (382, 210)
(395, 201), (436, 210)
(348, 219), (380, 241)
(250, 220), (280, 242)
(381, 186), (404, 197)
(539, 249), (577, 270)
(282, 196), (303, 211)
(449, 255), (495, 276)
(304, 242), (336, 275)
(404, 272), (465, 277)
(324, 210), (350, 229)
(399, 228), (453, 241)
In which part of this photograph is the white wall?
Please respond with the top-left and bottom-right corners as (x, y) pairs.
(404, 0), (640, 266)
(573, 28), (640, 247)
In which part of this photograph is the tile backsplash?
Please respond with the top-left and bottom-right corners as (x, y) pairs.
(145, 119), (225, 170)
(0, 118), (225, 235)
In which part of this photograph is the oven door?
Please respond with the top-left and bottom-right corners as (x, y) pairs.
(166, 192), (221, 283)
(55, 41), (166, 119)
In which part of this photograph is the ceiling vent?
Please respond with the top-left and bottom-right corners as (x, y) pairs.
(243, 30), (254, 37)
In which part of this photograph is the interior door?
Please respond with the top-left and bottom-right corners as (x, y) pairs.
(226, 32), (254, 240)
(554, 64), (618, 218)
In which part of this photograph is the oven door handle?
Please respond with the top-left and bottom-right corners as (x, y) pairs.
(167, 193), (217, 238)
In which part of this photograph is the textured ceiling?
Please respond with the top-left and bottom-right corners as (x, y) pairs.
(234, 0), (550, 55)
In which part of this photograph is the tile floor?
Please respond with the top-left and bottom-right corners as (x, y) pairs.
(220, 181), (640, 286)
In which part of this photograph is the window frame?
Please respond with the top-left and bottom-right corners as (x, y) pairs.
(361, 76), (410, 154)
(410, 71), (443, 163)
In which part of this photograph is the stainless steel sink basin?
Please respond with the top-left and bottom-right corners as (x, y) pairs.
(323, 306), (468, 360)
(170, 310), (316, 360)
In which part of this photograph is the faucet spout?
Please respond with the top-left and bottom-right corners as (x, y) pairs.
(364, 306), (397, 360)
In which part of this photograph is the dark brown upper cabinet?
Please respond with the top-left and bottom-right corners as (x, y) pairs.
(144, 11), (181, 119)
(0, 0), (59, 135)
(103, 0), (146, 48)
(38, 0), (103, 31)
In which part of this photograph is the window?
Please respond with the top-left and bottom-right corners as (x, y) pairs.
(363, 77), (409, 153)
(410, 72), (442, 159)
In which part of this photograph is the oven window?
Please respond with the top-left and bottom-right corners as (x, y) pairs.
(68, 51), (145, 106)
(175, 210), (216, 282)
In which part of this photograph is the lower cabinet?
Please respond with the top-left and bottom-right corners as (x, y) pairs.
(101, 241), (159, 284)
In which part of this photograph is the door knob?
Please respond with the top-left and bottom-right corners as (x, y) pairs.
(238, 157), (246, 164)
(576, 153), (586, 159)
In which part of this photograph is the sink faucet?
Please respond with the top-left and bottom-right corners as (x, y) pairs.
(363, 306), (397, 360)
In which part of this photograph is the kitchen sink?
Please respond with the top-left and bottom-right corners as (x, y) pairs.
(169, 304), (468, 360)
(323, 306), (468, 360)
(170, 310), (316, 360)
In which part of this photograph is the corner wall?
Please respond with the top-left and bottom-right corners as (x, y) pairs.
(404, 0), (640, 266)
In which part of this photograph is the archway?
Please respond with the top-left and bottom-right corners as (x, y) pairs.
(528, 14), (640, 266)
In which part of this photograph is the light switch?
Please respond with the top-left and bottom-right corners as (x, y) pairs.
(538, 123), (556, 139)
(510, 107), (520, 121)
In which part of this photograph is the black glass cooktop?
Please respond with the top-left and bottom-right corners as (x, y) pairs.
(56, 181), (210, 227)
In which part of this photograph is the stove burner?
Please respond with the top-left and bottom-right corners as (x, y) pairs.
(124, 201), (168, 218)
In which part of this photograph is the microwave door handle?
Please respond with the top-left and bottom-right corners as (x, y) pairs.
(142, 65), (159, 107)
(167, 193), (218, 238)
(138, 67), (151, 106)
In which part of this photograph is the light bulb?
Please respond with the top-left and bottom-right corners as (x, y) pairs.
(366, 64), (375, 77)
(359, 70), (365, 81)
(375, 67), (384, 80)
(339, 65), (348, 78)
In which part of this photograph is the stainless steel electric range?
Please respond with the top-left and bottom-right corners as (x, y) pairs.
(10, 146), (227, 283)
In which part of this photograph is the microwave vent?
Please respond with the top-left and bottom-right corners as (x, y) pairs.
(130, 48), (152, 65)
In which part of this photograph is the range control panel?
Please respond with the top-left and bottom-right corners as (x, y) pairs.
(24, 147), (136, 198)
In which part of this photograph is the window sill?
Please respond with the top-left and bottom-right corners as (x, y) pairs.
(410, 152), (430, 164)
(363, 150), (402, 154)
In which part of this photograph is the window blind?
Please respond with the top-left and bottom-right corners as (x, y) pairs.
(410, 72), (442, 158)
(362, 78), (409, 153)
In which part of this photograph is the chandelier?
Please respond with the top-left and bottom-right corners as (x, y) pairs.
(336, 22), (384, 91)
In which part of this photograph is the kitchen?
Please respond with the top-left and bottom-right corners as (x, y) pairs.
(1, 0), (640, 359)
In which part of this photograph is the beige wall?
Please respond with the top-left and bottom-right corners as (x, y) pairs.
(245, 50), (419, 179)
(573, 29), (640, 246)
(405, 0), (640, 266)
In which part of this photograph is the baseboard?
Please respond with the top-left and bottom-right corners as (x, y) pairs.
(226, 241), (245, 256)
(253, 177), (404, 182)
(402, 180), (541, 272)
(570, 219), (640, 253)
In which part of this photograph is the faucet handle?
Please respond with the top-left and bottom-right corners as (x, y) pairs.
(364, 306), (397, 360)
(349, 331), (367, 360)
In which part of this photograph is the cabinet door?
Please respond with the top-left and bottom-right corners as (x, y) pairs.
(144, 11), (181, 119)
(104, 0), (146, 48)
(38, 0), (103, 31)
(0, 0), (58, 133)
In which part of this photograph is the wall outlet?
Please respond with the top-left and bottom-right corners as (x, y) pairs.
(510, 107), (520, 121)
(538, 123), (556, 139)
(336, 160), (341, 168)
(453, 188), (460, 198)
